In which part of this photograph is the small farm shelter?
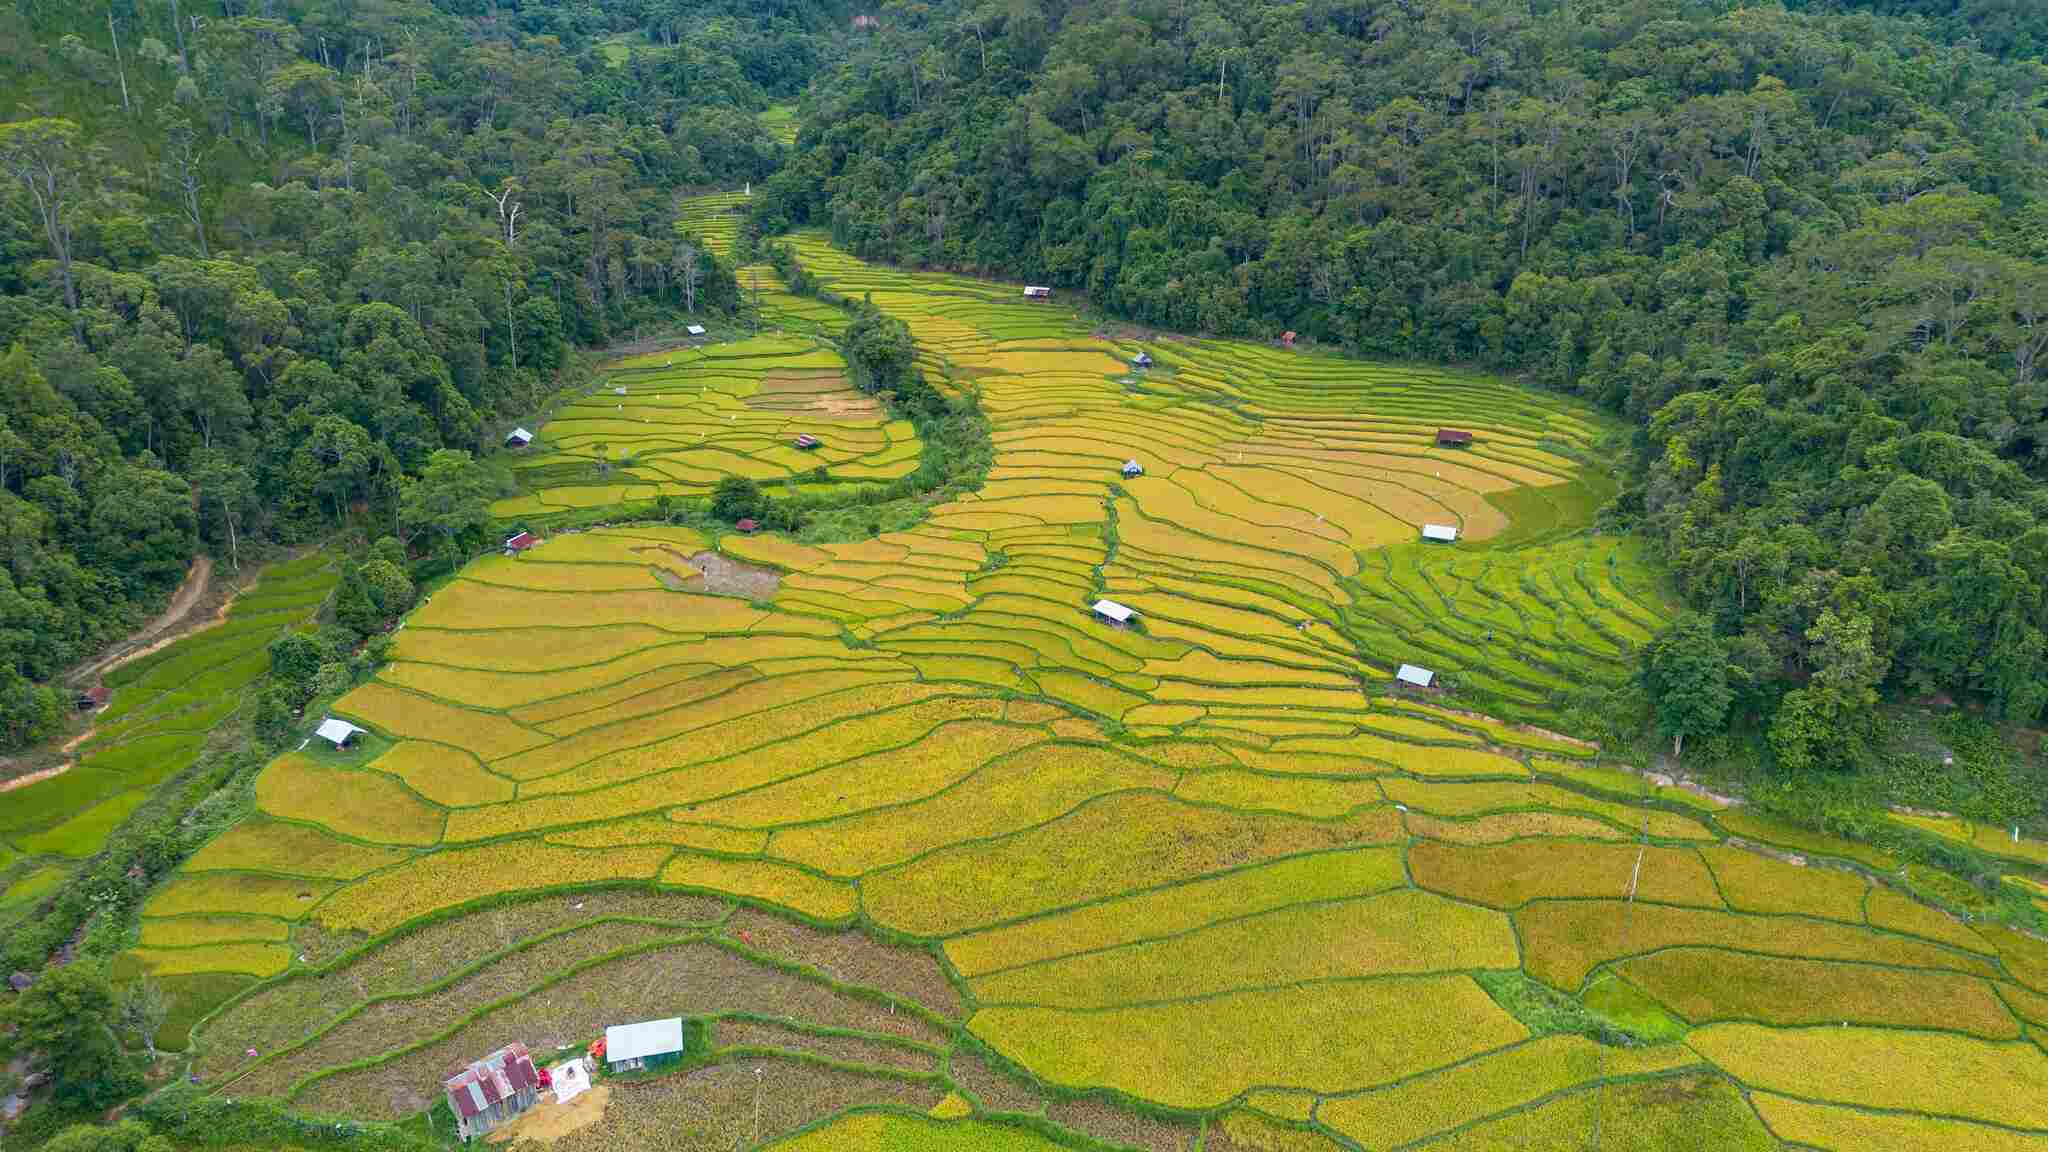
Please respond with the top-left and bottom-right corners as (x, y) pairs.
(1132, 351), (1153, 368)
(1422, 524), (1459, 543)
(1436, 428), (1474, 447)
(604, 1017), (686, 1073)
(735, 517), (761, 534)
(76, 684), (110, 711)
(1092, 599), (1136, 626)
(1395, 664), (1436, 689)
(794, 433), (821, 450)
(613, 386), (627, 396)
(1122, 460), (1144, 478)
(505, 428), (533, 448)
(504, 532), (538, 554)
(1280, 331), (1297, 347)
(549, 1059), (590, 1105)
(314, 717), (364, 748)
(444, 1042), (541, 1142)
(686, 324), (707, 336)
(1023, 285), (1052, 299)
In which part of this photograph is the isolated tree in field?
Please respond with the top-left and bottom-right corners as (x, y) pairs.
(1640, 613), (1731, 761)
(711, 475), (767, 523)
(0, 118), (95, 315)
(399, 448), (493, 554)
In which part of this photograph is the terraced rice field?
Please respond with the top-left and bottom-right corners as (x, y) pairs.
(676, 189), (747, 259)
(156, 236), (2048, 1149)
(0, 554), (336, 897)
(495, 334), (917, 517)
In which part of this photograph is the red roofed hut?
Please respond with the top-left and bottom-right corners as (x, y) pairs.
(444, 1043), (540, 1143)
(735, 518), (760, 534)
(1436, 429), (1474, 447)
(76, 684), (110, 712)
(503, 531), (538, 554)
(794, 433), (821, 450)
(1280, 331), (1297, 347)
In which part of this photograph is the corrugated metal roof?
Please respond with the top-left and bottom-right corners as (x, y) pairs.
(507, 427), (533, 442)
(314, 718), (362, 746)
(686, 324), (706, 335)
(605, 1017), (685, 1062)
(1092, 599), (1135, 623)
(1395, 664), (1435, 687)
(1422, 524), (1458, 542)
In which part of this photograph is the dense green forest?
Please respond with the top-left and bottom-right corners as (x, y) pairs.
(758, 0), (2048, 772)
(0, 0), (849, 747)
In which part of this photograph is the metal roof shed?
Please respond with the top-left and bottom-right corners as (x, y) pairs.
(505, 427), (533, 447)
(1422, 524), (1459, 543)
(686, 324), (707, 336)
(604, 1018), (686, 1070)
(1395, 664), (1436, 688)
(1122, 460), (1143, 477)
(1092, 599), (1135, 624)
(314, 718), (364, 747)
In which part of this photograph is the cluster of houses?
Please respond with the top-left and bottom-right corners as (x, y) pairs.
(442, 1019), (687, 1142)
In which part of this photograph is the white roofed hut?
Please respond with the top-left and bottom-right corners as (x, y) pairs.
(1422, 524), (1459, 543)
(1394, 664), (1436, 689)
(1122, 460), (1144, 478)
(504, 427), (533, 448)
(686, 324), (707, 336)
(1092, 599), (1136, 627)
(604, 1017), (686, 1073)
(1023, 285), (1052, 299)
(313, 718), (364, 748)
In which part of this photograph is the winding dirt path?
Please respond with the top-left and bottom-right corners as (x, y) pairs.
(69, 556), (215, 686)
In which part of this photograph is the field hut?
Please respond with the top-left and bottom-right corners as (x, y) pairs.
(1122, 460), (1144, 478)
(1436, 429), (1474, 447)
(1092, 599), (1136, 627)
(686, 324), (707, 336)
(735, 518), (761, 534)
(1422, 524), (1459, 543)
(76, 684), (110, 712)
(1132, 351), (1152, 369)
(504, 428), (533, 449)
(794, 433), (821, 450)
(603, 1018), (686, 1074)
(1395, 664), (1436, 689)
(1023, 286), (1052, 300)
(314, 718), (364, 749)
(1280, 331), (1297, 347)
(444, 1043), (541, 1143)
(504, 531), (538, 554)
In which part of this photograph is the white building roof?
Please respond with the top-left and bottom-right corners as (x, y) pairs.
(506, 427), (533, 442)
(1023, 285), (1051, 295)
(314, 717), (364, 746)
(605, 1017), (685, 1062)
(1092, 599), (1135, 624)
(686, 324), (707, 335)
(1422, 523), (1459, 542)
(1123, 460), (1143, 473)
(1395, 664), (1435, 688)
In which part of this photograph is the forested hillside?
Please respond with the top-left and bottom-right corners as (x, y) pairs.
(760, 0), (2048, 768)
(0, 0), (843, 747)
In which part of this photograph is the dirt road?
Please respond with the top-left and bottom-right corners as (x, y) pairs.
(69, 556), (215, 686)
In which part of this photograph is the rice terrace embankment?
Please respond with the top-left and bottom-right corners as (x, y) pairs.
(138, 218), (2048, 1151)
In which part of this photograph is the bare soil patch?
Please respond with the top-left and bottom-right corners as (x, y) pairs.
(1045, 1096), (1199, 1152)
(544, 1055), (940, 1152)
(724, 908), (963, 1020)
(946, 1045), (1045, 1115)
(689, 551), (779, 599)
(487, 1085), (610, 1144)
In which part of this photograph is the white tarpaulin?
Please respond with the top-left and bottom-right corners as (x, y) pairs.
(550, 1059), (590, 1105)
